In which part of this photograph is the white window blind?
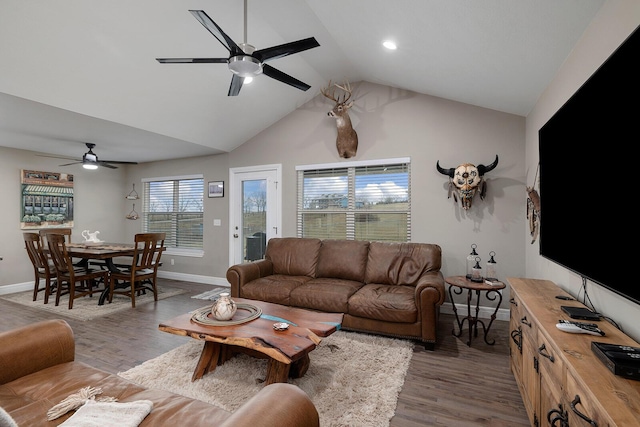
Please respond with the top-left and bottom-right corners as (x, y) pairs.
(297, 159), (411, 242)
(142, 175), (204, 250)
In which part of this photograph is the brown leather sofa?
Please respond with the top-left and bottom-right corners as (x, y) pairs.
(227, 238), (445, 349)
(0, 319), (319, 427)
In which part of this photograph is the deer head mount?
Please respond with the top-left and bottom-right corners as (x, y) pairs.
(321, 80), (358, 159)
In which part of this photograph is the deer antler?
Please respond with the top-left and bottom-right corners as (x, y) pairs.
(333, 81), (352, 104)
(321, 80), (352, 104)
(321, 80), (338, 101)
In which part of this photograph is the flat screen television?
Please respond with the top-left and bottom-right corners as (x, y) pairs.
(538, 25), (640, 306)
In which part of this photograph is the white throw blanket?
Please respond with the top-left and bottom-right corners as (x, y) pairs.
(58, 400), (153, 427)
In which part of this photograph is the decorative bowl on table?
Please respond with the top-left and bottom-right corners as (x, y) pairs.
(211, 292), (237, 321)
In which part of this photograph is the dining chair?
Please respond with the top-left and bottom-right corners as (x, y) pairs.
(108, 233), (165, 308)
(39, 228), (87, 267)
(39, 227), (72, 245)
(23, 232), (55, 303)
(46, 233), (109, 309)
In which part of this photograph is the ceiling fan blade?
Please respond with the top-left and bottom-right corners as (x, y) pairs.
(253, 37), (320, 62)
(262, 64), (311, 91)
(59, 161), (83, 167)
(99, 160), (138, 165)
(189, 10), (242, 54)
(228, 74), (244, 96)
(37, 154), (80, 161)
(97, 161), (118, 169)
(156, 58), (228, 64)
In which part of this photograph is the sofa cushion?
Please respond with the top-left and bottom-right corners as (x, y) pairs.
(347, 284), (418, 323)
(265, 238), (321, 277)
(240, 274), (312, 305)
(0, 362), (233, 427)
(365, 242), (441, 286)
(289, 278), (364, 312)
(316, 239), (369, 282)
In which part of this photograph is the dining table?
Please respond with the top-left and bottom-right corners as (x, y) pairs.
(65, 242), (137, 305)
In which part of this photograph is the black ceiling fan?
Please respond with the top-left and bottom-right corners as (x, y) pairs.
(42, 143), (138, 169)
(156, 2), (320, 96)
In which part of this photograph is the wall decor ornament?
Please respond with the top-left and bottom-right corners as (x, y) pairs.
(436, 155), (499, 210)
(20, 170), (74, 229)
(527, 164), (541, 244)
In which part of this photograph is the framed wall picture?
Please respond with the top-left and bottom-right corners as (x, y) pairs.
(208, 181), (224, 198)
(20, 169), (75, 229)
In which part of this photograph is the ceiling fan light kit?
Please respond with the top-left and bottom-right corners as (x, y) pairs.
(228, 54), (262, 77)
(156, 2), (319, 96)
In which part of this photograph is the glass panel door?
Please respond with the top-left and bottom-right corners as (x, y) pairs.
(229, 165), (281, 265)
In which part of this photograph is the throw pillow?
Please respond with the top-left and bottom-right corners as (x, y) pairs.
(0, 407), (18, 427)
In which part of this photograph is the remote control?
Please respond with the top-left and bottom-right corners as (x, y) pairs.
(558, 319), (598, 328)
(556, 322), (605, 336)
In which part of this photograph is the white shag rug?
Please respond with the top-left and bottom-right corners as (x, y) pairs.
(0, 287), (186, 321)
(119, 330), (413, 427)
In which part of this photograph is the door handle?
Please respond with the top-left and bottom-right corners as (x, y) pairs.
(233, 234), (238, 238)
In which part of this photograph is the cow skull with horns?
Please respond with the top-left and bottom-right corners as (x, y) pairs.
(436, 155), (499, 210)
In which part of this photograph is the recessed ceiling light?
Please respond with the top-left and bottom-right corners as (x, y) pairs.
(383, 40), (397, 50)
(244, 76), (253, 84)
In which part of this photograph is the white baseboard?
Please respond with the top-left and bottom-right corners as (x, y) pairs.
(441, 302), (510, 322)
(156, 271), (228, 286)
(0, 282), (32, 295)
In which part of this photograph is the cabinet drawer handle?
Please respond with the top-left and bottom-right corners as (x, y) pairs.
(538, 343), (555, 362)
(509, 297), (518, 307)
(570, 395), (597, 426)
(520, 316), (531, 327)
(547, 404), (568, 427)
(510, 328), (522, 352)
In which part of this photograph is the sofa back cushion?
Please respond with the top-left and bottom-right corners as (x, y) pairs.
(265, 238), (321, 277)
(365, 242), (442, 286)
(316, 239), (369, 282)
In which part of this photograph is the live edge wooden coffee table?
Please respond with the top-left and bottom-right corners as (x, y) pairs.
(159, 298), (343, 385)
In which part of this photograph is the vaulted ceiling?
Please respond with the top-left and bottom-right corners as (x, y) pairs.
(0, 0), (604, 164)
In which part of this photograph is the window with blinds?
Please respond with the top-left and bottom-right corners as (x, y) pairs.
(297, 159), (410, 242)
(142, 175), (204, 251)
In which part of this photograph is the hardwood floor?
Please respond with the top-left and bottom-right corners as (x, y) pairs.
(0, 278), (529, 426)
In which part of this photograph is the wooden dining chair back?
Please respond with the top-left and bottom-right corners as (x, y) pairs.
(109, 232), (166, 307)
(39, 228), (72, 246)
(39, 227), (83, 266)
(23, 232), (55, 303)
(46, 232), (108, 309)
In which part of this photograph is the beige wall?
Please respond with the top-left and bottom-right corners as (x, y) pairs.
(0, 146), (129, 287)
(230, 82), (526, 297)
(123, 154), (230, 282)
(1, 82), (526, 307)
(526, 0), (640, 341)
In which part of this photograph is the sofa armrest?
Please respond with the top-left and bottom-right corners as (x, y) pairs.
(219, 383), (319, 427)
(226, 259), (273, 297)
(415, 270), (446, 306)
(0, 319), (75, 385)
